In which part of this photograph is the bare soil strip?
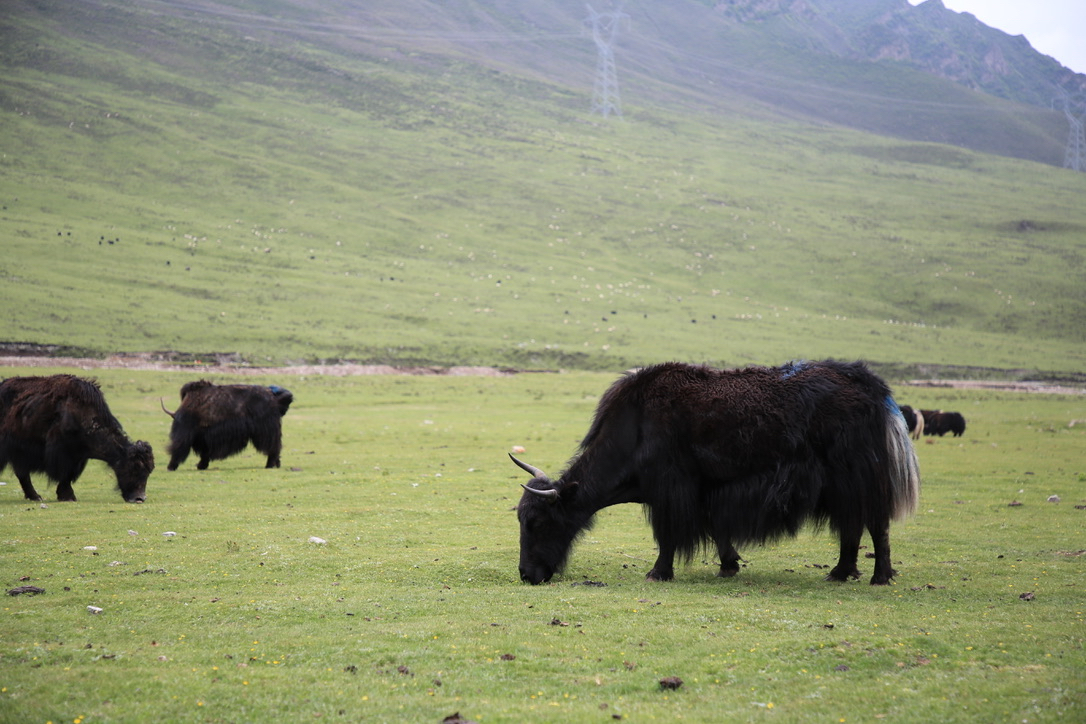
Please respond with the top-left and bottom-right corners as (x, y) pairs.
(0, 356), (513, 377)
(905, 379), (1084, 395)
(1, 356), (1082, 393)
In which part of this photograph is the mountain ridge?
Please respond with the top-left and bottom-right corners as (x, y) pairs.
(8, 1), (1081, 165)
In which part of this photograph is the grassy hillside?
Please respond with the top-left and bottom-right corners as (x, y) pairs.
(1, 0), (1085, 375)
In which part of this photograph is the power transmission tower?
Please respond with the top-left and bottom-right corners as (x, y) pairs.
(585, 3), (627, 118)
(1053, 91), (1086, 172)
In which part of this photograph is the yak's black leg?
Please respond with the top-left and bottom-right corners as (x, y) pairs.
(265, 450), (280, 469)
(716, 539), (741, 578)
(647, 541), (676, 581)
(826, 524), (862, 582)
(867, 521), (896, 585)
(14, 469), (42, 502)
(55, 479), (77, 502)
(192, 439), (210, 470)
(166, 450), (187, 471)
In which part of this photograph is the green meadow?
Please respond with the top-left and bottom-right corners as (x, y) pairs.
(2, 2), (1085, 720)
(1, 368), (1083, 723)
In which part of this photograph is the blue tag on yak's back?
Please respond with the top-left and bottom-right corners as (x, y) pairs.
(779, 360), (810, 380)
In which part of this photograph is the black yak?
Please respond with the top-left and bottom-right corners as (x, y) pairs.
(921, 410), (966, 437)
(162, 380), (293, 470)
(0, 375), (154, 502)
(944, 412), (966, 437)
(511, 360), (920, 586)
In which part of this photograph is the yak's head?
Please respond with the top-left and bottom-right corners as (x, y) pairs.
(269, 386), (293, 416)
(510, 454), (589, 585)
(114, 440), (155, 503)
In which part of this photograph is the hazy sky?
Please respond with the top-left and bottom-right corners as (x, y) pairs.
(909, 0), (1086, 74)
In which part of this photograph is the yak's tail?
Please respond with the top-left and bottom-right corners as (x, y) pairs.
(885, 398), (921, 520)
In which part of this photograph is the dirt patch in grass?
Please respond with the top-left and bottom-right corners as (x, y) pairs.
(906, 379), (1085, 395)
(0, 354), (517, 377)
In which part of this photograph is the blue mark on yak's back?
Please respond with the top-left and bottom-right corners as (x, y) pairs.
(779, 360), (811, 380)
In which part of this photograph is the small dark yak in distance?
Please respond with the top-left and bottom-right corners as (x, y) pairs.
(0, 375), (154, 502)
(511, 360), (921, 586)
(162, 380), (293, 471)
(920, 409), (966, 437)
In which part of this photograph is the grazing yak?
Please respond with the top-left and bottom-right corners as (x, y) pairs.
(944, 412), (966, 436)
(921, 410), (966, 437)
(162, 380), (293, 470)
(511, 360), (920, 586)
(0, 375), (154, 502)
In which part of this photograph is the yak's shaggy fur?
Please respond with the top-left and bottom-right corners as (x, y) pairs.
(0, 375), (154, 502)
(512, 360), (920, 585)
(164, 380), (293, 470)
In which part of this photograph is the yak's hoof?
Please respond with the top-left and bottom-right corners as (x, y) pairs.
(717, 561), (741, 578)
(646, 569), (674, 582)
(825, 567), (861, 582)
(870, 569), (898, 585)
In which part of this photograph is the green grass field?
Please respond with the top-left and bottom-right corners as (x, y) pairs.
(2, 4), (1084, 719)
(2, 368), (1083, 723)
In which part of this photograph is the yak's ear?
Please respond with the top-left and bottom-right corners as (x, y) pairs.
(559, 481), (581, 503)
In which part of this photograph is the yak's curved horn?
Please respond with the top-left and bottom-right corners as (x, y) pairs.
(521, 484), (560, 502)
(159, 397), (176, 418)
(509, 453), (549, 480)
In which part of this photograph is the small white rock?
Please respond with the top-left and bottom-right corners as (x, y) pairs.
(87, 606), (103, 614)
(308, 536), (327, 545)
(128, 530), (138, 536)
(1047, 495), (1061, 503)
(162, 531), (177, 537)
(512, 445), (526, 454)
(83, 546), (98, 551)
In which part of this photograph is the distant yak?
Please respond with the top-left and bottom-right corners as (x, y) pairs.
(511, 360), (920, 586)
(162, 381), (293, 470)
(921, 410), (966, 437)
(0, 375), (154, 502)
